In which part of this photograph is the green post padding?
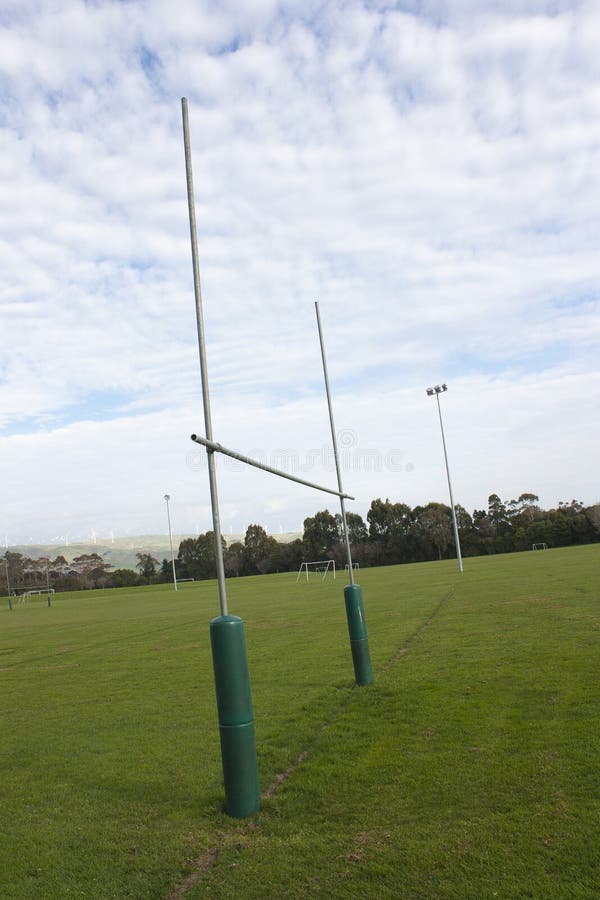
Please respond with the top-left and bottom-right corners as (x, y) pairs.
(210, 615), (260, 817)
(219, 722), (260, 818)
(344, 584), (374, 686)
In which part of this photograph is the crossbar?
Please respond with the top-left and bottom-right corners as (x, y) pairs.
(191, 434), (355, 501)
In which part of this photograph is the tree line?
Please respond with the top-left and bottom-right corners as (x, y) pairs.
(3, 492), (597, 594)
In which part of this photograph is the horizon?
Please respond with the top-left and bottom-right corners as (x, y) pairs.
(4, 493), (598, 557)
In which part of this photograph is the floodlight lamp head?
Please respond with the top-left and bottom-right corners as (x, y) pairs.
(426, 387), (434, 396)
(441, 383), (448, 392)
(164, 494), (170, 502)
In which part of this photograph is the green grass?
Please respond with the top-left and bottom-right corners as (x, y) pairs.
(1, 546), (599, 898)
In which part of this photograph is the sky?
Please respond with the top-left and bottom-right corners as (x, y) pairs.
(1, 0), (599, 547)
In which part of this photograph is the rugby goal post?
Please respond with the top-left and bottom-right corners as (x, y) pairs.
(19, 588), (55, 606)
(296, 560), (336, 582)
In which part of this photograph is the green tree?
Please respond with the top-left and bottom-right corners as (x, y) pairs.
(266, 539), (304, 573)
(302, 510), (340, 560)
(471, 509), (495, 554)
(454, 504), (480, 556)
(243, 524), (278, 575)
(584, 504), (600, 538)
(335, 511), (368, 545)
(3, 551), (25, 593)
(49, 555), (69, 576)
(454, 504), (472, 532)
(224, 542), (245, 577)
(558, 499), (584, 514)
(24, 556), (51, 587)
(72, 553), (113, 588)
(367, 498), (412, 562)
(487, 493), (516, 551)
(177, 533), (225, 581)
(488, 493), (510, 531)
(135, 552), (159, 582)
(48, 555), (79, 591)
(413, 503), (453, 560)
(110, 568), (141, 588)
(509, 493), (540, 523)
(159, 559), (171, 582)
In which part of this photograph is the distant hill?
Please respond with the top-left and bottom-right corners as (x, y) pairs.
(6, 532), (302, 571)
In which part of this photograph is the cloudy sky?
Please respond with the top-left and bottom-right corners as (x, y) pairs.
(1, 0), (598, 547)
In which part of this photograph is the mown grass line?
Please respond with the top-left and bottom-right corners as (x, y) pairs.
(167, 581), (457, 897)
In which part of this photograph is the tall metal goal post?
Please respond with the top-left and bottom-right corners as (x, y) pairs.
(181, 99), (373, 820)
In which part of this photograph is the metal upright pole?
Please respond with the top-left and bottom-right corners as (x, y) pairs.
(435, 392), (464, 573)
(314, 302), (373, 686)
(164, 495), (178, 591)
(181, 97), (259, 818)
(314, 302), (354, 583)
(181, 97), (228, 617)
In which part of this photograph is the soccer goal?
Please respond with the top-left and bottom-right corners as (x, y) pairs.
(296, 560), (336, 582)
(532, 543), (548, 551)
(344, 562), (359, 572)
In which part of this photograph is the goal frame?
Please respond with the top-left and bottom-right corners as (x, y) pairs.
(19, 588), (55, 605)
(296, 559), (336, 583)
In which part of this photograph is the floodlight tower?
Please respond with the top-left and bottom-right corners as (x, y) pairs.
(3, 556), (12, 611)
(164, 494), (178, 591)
(426, 384), (464, 573)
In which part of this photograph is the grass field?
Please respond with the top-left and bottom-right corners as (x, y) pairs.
(1, 546), (599, 898)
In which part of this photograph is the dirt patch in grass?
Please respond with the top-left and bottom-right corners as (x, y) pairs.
(262, 747), (311, 799)
(168, 847), (219, 900)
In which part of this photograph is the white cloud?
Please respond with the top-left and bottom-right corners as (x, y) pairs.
(0, 1), (598, 544)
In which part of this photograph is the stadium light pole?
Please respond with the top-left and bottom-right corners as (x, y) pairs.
(164, 494), (178, 591)
(3, 556), (12, 610)
(426, 384), (464, 573)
